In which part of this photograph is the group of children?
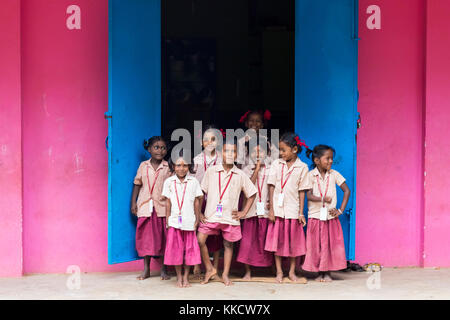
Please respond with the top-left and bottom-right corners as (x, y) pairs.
(130, 110), (351, 288)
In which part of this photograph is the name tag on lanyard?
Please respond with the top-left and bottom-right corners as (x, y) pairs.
(256, 202), (265, 216)
(148, 199), (154, 214)
(320, 207), (328, 221)
(216, 171), (234, 218)
(216, 203), (223, 217)
(178, 215), (183, 228)
(277, 193), (285, 208)
(279, 164), (293, 208)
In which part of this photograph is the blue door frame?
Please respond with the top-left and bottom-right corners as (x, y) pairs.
(107, 0), (358, 264)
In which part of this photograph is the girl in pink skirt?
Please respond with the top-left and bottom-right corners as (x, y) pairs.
(237, 137), (274, 279)
(162, 155), (204, 288)
(131, 136), (172, 281)
(302, 145), (350, 282)
(265, 132), (311, 283)
(192, 125), (223, 278)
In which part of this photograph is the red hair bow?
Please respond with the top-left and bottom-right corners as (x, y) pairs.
(239, 110), (251, 124)
(295, 136), (309, 149)
(219, 129), (226, 138)
(264, 109), (272, 121)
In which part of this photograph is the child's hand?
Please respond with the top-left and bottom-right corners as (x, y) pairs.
(268, 208), (276, 223)
(131, 203), (138, 216)
(298, 215), (306, 227)
(198, 214), (207, 224)
(194, 217), (199, 230)
(324, 196), (332, 204)
(232, 211), (246, 220)
(329, 208), (341, 217)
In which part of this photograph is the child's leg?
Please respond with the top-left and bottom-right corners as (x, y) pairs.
(183, 265), (192, 288)
(274, 256), (284, 283)
(193, 264), (202, 275)
(137, 256), (151, 280)
(197, 232), (217, 284)
(174, 265), (183, 288)
(288, 257), (307, 283)
(242, 264), (252, 280)
(159, 256), (171, 280)
(222, 240), (234, 286)
(322, 271), (333, 282)
(212, 250), (220, 271)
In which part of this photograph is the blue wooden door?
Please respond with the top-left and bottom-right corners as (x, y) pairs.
(107, 0), (161, 264)
(295, 0), (359, 260)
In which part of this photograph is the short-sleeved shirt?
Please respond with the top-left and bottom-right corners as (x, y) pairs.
(162, 175), (204, 231)
(242, 160), (271, 219)
(306, 168), (346, 220)
(193, 151), (222, 183)
(133, 160), (171, 218)
(201, 164), (257, 226)
(267, 158), (311, 219)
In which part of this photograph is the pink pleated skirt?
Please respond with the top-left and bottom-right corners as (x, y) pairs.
(302, 218), (347, 272)
(237, 217), (274, 267)
(164, 228), (202, 266)
(135, 212), (167, 258)
(264, 217), (306, 258)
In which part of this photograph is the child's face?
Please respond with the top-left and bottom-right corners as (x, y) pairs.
(148, 140), (167, 161)
(222, 144), (237, 165)
(174, 158), (189, 178)
(202, 130), (217, 153)
(250, 145), (267, 162)
(314, 150), (334, 171)
(279, 141), (298, 162)
(245, 113), (264, 132)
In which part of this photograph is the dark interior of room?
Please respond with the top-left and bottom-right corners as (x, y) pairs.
(162, 0), (295, 141)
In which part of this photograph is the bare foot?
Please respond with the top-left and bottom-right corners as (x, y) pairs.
(160, 270), (171, 280)
(176, 277), (183, 288)
(201, 268), (217, 285)
(137, 270), (150, 280)
(183, 278), (192, 288)
(288, 272), (299, 282)
(276, 272), (284, 283)
(222, 274), (234, 286)
(322, 273), (333, 282)
(193, 265), (201, 275)
(315, 274), (324, 282)
(242, 271), (252, 281)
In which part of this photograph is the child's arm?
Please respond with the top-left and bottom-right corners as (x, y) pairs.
(165, 197), (171, 229)
(194, 196), (205, 228)
(249, 161), (261, 184)
(130, 184), (141, 215)
(330, 182), (351, 217)
(268, 184), (275, 222)
(298, 190), (306, 227)
(232, 194), (256, 220)
(306, 189), (322, 202)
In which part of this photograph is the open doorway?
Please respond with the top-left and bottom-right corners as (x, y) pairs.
(161, 0), (295, 138)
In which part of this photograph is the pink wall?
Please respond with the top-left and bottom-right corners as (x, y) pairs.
(21, 0), (140, 274)
(355, 0), (426, 267)
(423, 0), (450, 267)
(0, 0), (449, 276)
(0, 0), (23, 278)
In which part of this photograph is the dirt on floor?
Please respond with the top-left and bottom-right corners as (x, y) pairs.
(1, 268), (449, 300)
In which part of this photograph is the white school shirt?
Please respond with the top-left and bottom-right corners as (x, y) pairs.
(306, 168), (346, 220)
(193, 151), (222, 183)
(267, 158), (311, 219)
(242, 160), (271, 219)
(162, 175), (204, 231)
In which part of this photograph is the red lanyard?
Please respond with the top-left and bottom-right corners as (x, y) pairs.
(174, 180), (187, 214)
(257, 167), (266, 201)
(316, 175), (330, 207)
(147, 166), (162, 197)
(219, 171), (234, 204)
(280, 163), (294, 194)
(204, 153), (217, 171)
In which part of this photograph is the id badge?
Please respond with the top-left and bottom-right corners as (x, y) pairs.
(148, 199), (154, 214)
(320, 207), (328, 221)
(256, 202), (265, 216)
(216, 203), (223, 217)
(277, 193), (285, 208)
(178, 215), (183, 228)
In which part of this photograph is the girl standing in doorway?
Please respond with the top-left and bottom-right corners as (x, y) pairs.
(131, 136), (172, 281)
(265, 132), (311, 283)
(302, 145), (350, 282)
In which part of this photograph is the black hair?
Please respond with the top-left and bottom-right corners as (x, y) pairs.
(245, 136), (271, 157)
(280, 132), (305, 154)
(143, 136), (166, 151)
(168, 149), (195, 174)
(305, 144), (336, 168)
(241, 109), (269, 128)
